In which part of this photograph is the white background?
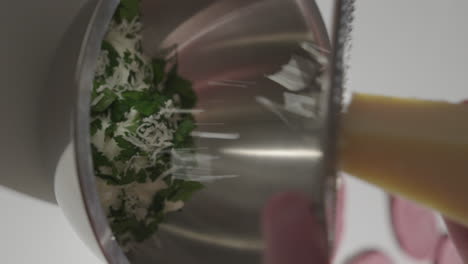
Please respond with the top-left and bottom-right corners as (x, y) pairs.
(1, 0), (467, 263)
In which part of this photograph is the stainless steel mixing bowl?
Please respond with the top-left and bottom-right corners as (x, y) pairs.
(46, 0), (348, 263)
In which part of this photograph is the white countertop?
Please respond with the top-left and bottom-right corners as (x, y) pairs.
(0, 187), (99, 263)
(1, 0), (467, 263)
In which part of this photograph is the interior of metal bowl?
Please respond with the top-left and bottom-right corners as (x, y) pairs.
(74, 0), (337, 263)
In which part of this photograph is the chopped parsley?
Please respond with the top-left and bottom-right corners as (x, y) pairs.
(92, 88), (118, 113)
(165, 64), (197, 109)
(90, 119), (102, 136)
(90, 0), (202, 250)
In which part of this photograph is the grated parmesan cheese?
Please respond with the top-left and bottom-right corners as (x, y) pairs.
(89, 0), (202, 249)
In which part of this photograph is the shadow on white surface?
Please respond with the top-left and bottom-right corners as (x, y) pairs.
(0, 186), (102, 263)
(0, 1), (104, 262)
(0, 0), (90, 203)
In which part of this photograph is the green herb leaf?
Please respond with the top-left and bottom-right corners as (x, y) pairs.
(168, 180), (204, 202)
(92, 79), (104, 101)
(96, 166), (125, 185)
(90, 119), (102, 136)
(96, 172), (120, 185)
(132, 221), (153, 242)
(173, 119), (196, 148)
(122, 89), (168, 117)
(151, 58), (166, 86)
(109, 196), (162, 242)
(116, 148), (138, 162)
(147, 212), (165, 229)
(111, 99), (131, 122)
(121, 90), (144, 102)
(123, 50), (133, 64)
(115, 135), (135, 149)
(150, 179), (204, 210)
(109, 199), (127, 218)
(93, 78), (105, 90)
(92, 88), (118, 113)
(165, 65), (197, 109)
(128, 70), (137, 83)
(101, 41), (119, 76)
(126, 121), (140, 134)
(114, 136), (139, 161)
(105, 123), (117, 138)
(150, 192), (167, 213)
(134, 99), (162, 116)
(136, 170), (147, 183)
(91, 89), (99, 102)
(120, 168), (137, 185)
(135, 55), (144, 68)
(91, 144), (112, 168)
(163, 174), (172, 185)
(147, 165), (164, 182)
(117, 0), (140, 22)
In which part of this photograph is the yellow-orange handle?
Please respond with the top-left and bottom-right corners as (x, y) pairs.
(340, 93), (468, 226)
